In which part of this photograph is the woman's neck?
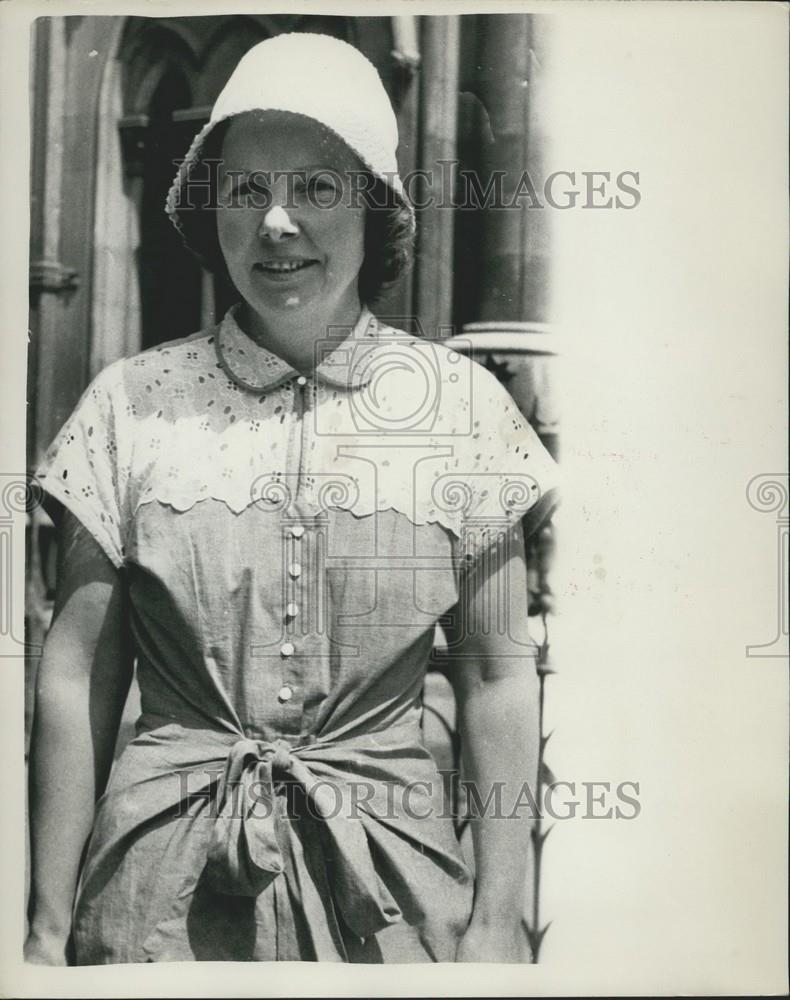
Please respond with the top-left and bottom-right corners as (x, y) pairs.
(237, 295), (364, 375)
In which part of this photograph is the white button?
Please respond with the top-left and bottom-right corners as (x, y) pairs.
(280, 642), (295, 657)
(278, 685), (294, 702)
(290, 524), (305, 538)
(286, 603), (299, 618)
(296, 375), (307, 387)
(288, 563), (302, 578)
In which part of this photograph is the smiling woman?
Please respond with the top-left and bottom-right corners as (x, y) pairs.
(26, 31), (561, 965)
(180, 113), (415, 331)
(213, 112), (367, 371)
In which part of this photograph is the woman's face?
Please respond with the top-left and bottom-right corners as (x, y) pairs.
(216, 111), (366, 321)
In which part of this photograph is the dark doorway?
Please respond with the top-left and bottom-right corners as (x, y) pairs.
(137, 68), (204, 349)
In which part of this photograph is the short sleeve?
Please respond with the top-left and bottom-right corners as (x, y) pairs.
(457, 363), (561, 560)
(34, 364), (128, 568)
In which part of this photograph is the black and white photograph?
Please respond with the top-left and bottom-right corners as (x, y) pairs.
(0, 1), (787, 996)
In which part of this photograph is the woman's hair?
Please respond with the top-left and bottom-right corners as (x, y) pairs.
(358, 176), (415, 306)
(177, 118), (414, 308)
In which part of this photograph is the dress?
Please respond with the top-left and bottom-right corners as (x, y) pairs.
(35, 305), (561, 963)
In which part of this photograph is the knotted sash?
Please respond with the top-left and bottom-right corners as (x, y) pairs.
(79, 717), (469, 951)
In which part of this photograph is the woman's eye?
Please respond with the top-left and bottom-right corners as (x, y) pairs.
(225, 180), (255, 201)
(306, 176), (338, 195)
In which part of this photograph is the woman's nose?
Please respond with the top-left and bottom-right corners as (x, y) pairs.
(259, 204), (300, 242)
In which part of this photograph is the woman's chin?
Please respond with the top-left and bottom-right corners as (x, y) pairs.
(244, 285), (320, 316)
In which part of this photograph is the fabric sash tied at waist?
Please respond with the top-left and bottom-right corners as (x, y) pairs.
(202, 733), (403, 938)
(79, 718), (472, 960)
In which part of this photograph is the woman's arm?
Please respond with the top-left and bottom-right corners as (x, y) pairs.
(445, 522), (539, 962)
(25, 512), (133, 964)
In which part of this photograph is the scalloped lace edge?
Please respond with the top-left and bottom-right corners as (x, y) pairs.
(130, 491), (534, 541)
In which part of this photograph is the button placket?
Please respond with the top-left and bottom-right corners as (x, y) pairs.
(286, 528), (303, 628)
(278, 376), (316, 722)
(288, 526), (305, 602)
(279, 521), (306, 715)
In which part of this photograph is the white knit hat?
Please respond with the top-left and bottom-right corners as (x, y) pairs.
(165, 32), (414, 260)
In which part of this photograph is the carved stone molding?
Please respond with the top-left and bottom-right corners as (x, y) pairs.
(29, 259), (79, 295)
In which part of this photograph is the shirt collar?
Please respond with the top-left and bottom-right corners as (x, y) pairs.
(215, 303), (381, 392)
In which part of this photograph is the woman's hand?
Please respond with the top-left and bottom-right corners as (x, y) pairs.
(24, 929), (70, 965)
(456, 919), (529, 963)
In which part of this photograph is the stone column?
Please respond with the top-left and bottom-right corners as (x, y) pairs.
(475, 13), (549, 324)
(415, 16), (460, 339)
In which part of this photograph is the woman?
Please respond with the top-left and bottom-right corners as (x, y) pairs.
(25, 33), (560, 964)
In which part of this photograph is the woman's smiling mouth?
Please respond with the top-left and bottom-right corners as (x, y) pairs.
(255, 259), (317, 276)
